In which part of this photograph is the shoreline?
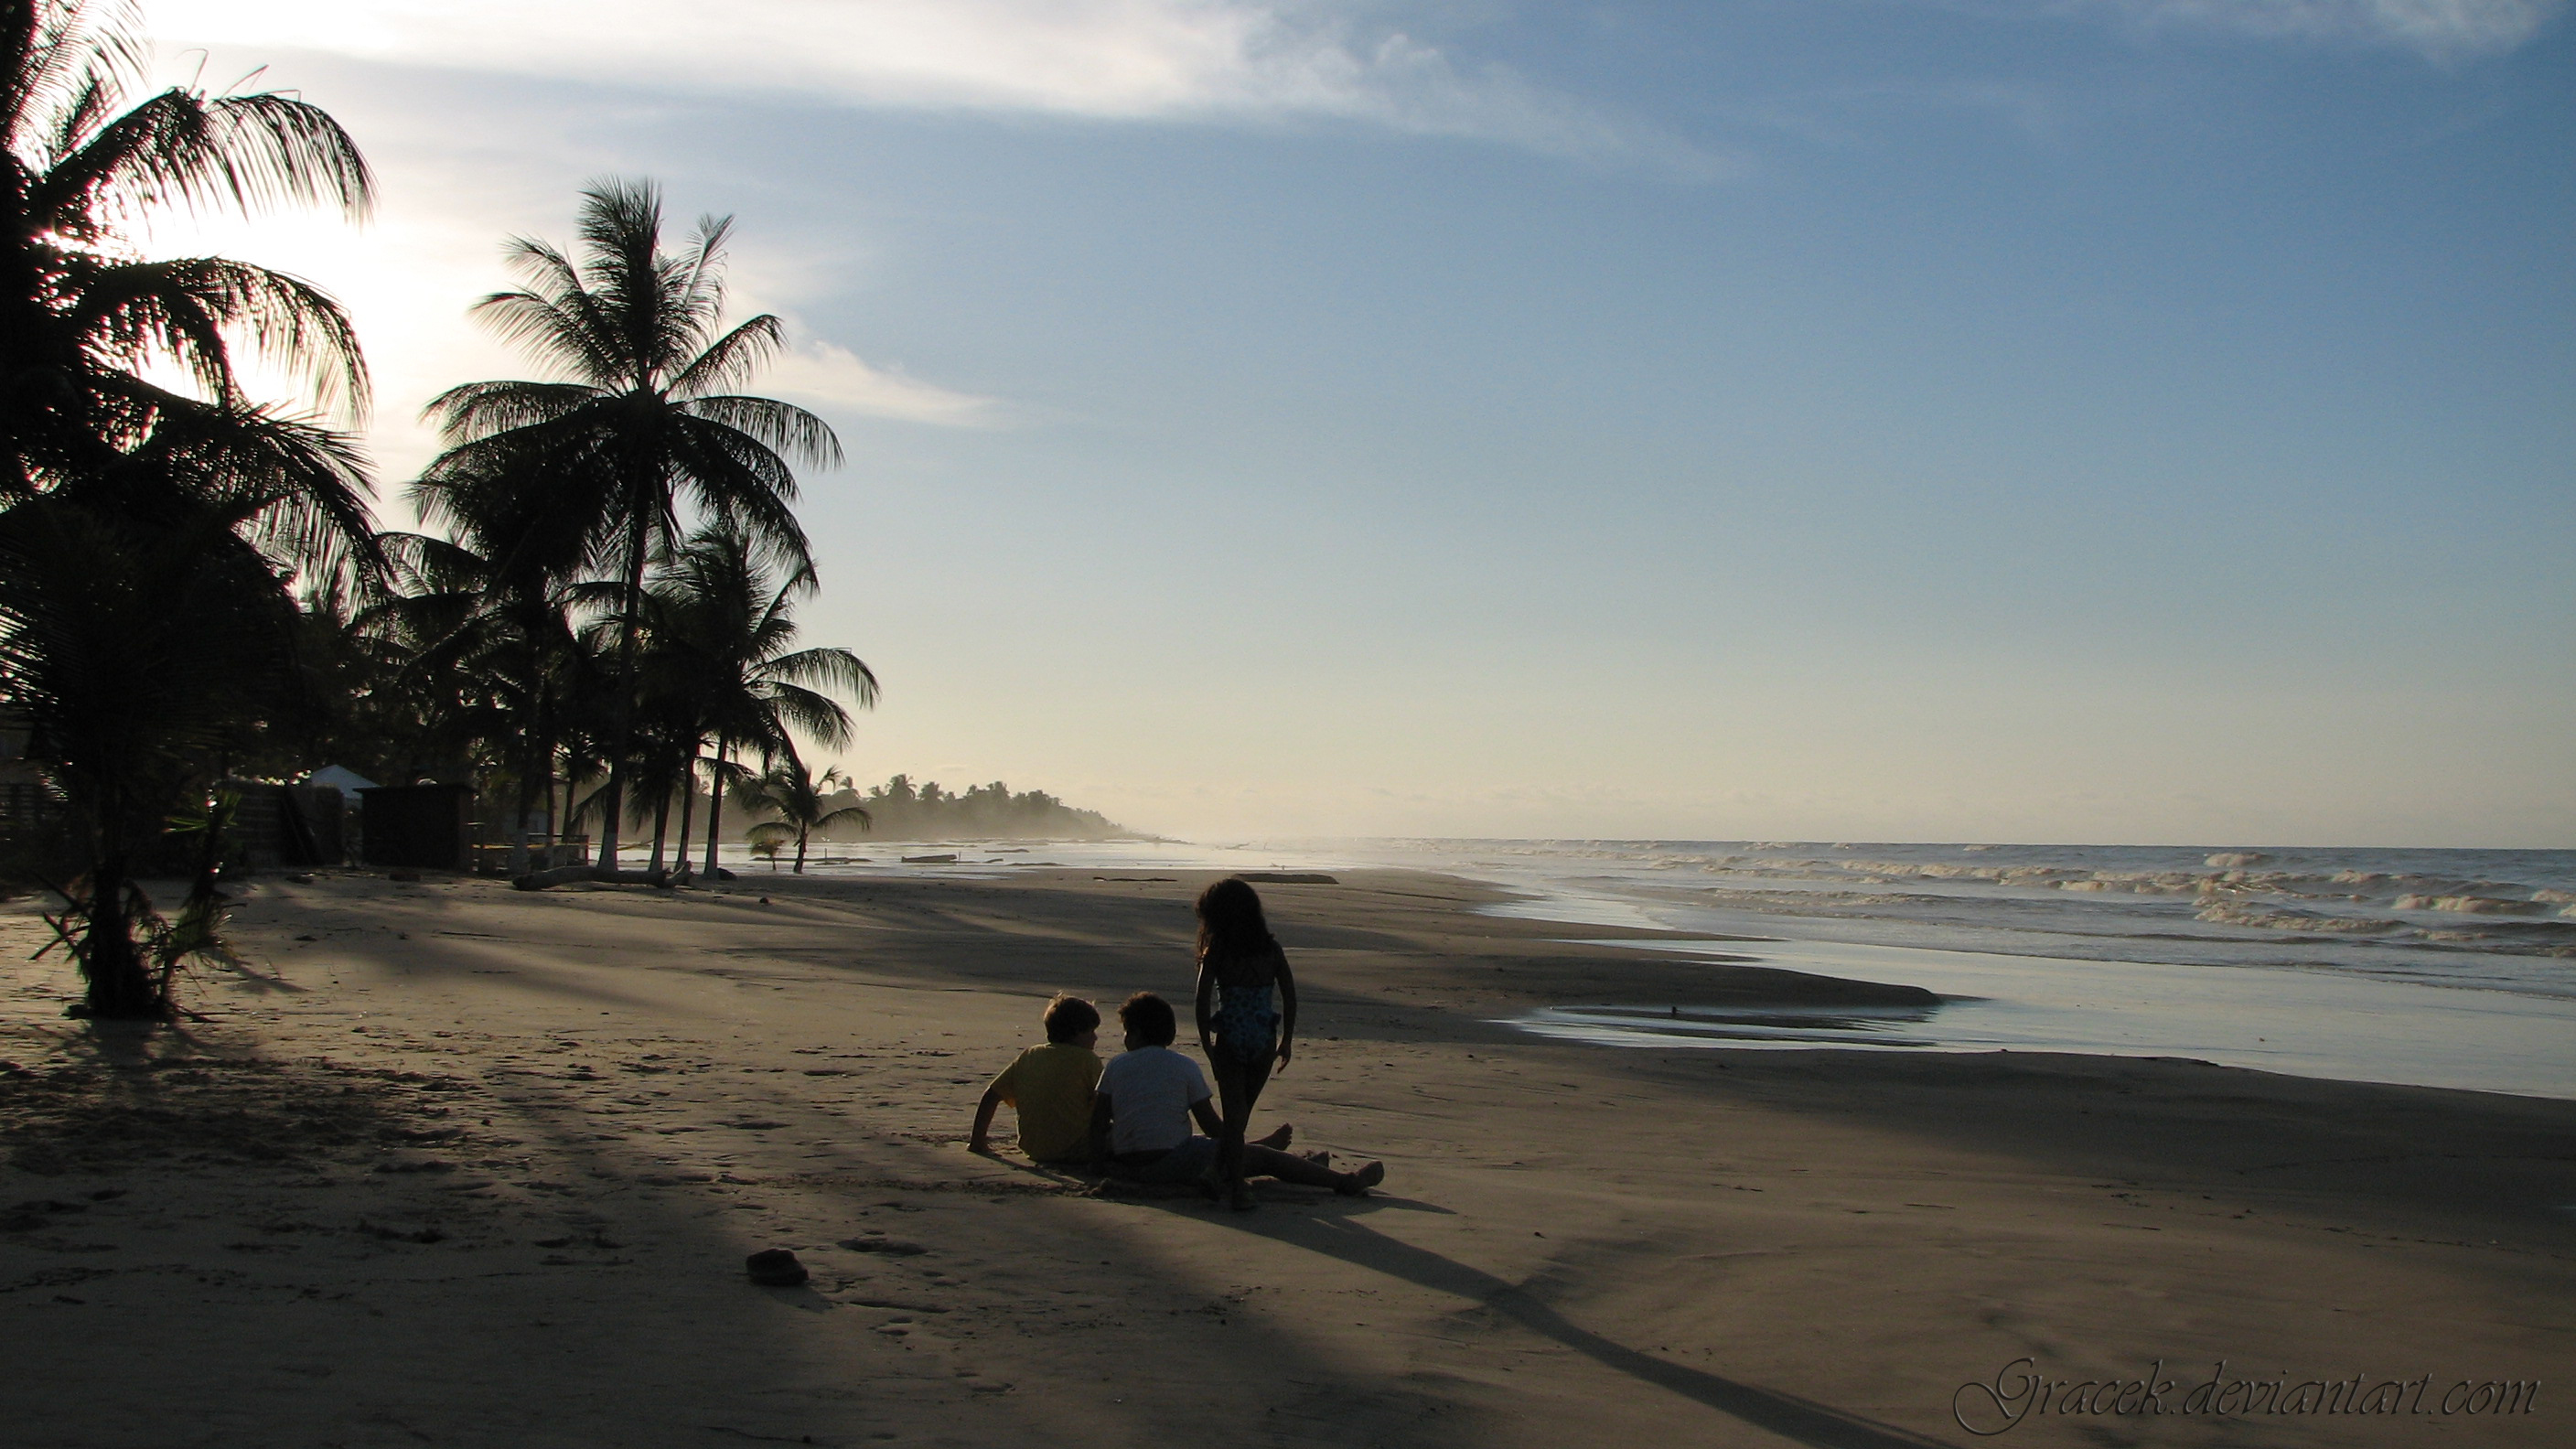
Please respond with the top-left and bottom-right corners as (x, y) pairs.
(4, 865), (2569, 1446)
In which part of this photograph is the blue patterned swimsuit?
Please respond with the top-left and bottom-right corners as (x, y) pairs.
(1211, 982), (1279, 1060)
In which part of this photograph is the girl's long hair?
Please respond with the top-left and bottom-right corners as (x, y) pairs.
(1196, 876), (1278, 962)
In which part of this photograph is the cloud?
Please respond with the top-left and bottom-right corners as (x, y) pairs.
(2041, 0), (2564, 58)
(146, 0), (1721, 173)
(762, 339), (1004, 427)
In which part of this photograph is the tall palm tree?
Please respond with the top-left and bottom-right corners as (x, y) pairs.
(1, 0), (376, 1016)
(418, 179), (837, 873)
(736, 758), (866, 875)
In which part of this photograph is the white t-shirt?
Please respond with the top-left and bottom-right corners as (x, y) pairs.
(1097, 1046), (1211, 1154)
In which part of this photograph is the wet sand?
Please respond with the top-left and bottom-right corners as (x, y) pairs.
(2, 867), (2568, 1447)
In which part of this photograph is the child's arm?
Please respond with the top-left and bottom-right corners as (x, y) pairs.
(1189, 1097), (1224, 1136)
(1275, 953), (1298, 1072)
(1193, 959), (1218, 1057)
(968, 1084), (1004, 1154)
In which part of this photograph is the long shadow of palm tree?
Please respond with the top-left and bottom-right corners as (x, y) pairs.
(1229, 1207), (1962, 1449)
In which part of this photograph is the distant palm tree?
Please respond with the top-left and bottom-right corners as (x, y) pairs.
(419, 179), (838, 873)
(640, 524), (874, 878)
(737, 759), (867, 875)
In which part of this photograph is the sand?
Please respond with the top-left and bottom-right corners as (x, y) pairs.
(1, 866), (2567, 1448)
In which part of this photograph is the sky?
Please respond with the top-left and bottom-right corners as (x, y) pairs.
(130, 0), (2573, 845)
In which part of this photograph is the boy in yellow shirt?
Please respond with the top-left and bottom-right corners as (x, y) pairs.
(969, 993), (1102, 1165)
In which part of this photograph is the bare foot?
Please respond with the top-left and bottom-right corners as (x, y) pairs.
(1253, 1123), (1293, 1151)
(1335, 1161), (1385, 1197)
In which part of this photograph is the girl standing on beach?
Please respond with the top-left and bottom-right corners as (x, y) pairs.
(1193, 877), (1297, 1210)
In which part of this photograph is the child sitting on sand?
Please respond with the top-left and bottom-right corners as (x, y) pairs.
(1090, 991), (1382, 1202)
(970, 993), (1104, 1165)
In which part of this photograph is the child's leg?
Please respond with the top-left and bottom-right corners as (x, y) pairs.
(1240, 1143), (1381, 1194)
(1209, 1046), (1272, 1192)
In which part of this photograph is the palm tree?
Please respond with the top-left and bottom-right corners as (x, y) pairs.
(736, 758), (867, 875)
(1, 0), (376, 1016)
(639, 523), (874, 879)
(0, 494), (307, 1015)
(418, 179), (838, 874)
(397, 433), (629, 875)
(4, 0), (377, 563)
(370, 525), (605, 875)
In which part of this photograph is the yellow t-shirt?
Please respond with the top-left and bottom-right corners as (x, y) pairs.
(988, 1042), (1102, 1163)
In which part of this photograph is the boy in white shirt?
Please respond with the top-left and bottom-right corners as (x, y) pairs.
(1090, 992), (1382, 1200)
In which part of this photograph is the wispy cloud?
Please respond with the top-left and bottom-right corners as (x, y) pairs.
(2027, 0), (2564, 59)
(763, 339), (1005, 428)
(148, 0), (1723, 173)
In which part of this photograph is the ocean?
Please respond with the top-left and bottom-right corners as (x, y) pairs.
(695, 837), (2576, 1100)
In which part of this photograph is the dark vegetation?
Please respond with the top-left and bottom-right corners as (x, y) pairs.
(0, 3), (1115, 1017)
(841, 775), (1122, 841)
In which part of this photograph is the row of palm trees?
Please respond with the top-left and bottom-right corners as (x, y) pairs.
(0, 1), (875, 1016)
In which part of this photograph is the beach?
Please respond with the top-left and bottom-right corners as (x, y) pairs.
(3, 866), (2568, 1448)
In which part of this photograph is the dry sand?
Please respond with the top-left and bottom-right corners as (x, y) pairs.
(2, 866), (2567, 1448)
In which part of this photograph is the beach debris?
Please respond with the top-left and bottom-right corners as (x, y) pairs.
(745, 1248), (810, 1286)
(1236, 872), (1337, 885)
(838, 1236), (927, 1255)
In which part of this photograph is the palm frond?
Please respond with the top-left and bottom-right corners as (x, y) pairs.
(666, 314), (786, 400)
(7, 0), (145, 165)
(423, 378), (603, 443)
(682, 392), (843, 470)
(33, 83), (370, 237)
(70, 255), (370, 421)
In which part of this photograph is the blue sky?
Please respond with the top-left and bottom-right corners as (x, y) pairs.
(149, 1), (2573, 843)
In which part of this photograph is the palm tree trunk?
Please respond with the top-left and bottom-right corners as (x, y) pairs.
(703, 744), (726, 879)
(80, 849), (156, 1019)
(671, 756), (698, 881)
(508, 754), (542, 876)
(593, 507), (653, 872)
(794, 823), (809, 875)
(649, 782), (671, 876)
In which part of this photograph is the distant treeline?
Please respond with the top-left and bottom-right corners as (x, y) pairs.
(734, 775), (1127, 842)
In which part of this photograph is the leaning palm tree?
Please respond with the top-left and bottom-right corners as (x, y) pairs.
(417, 179), (838, 873)
(736, 759), (866, 875)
